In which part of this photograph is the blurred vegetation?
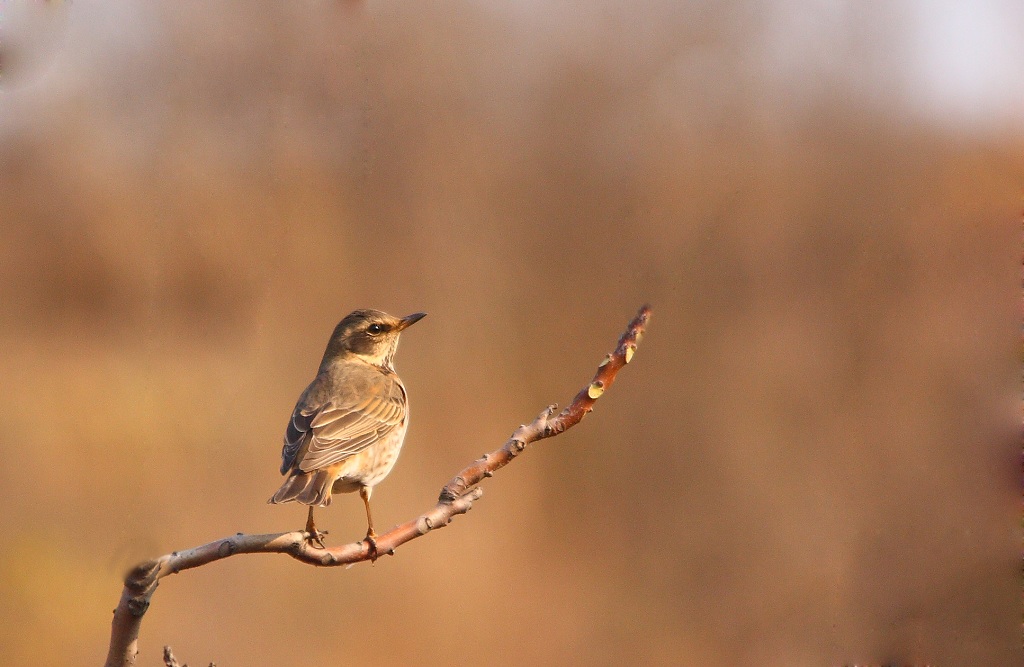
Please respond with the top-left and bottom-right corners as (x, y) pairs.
(0, 2), (1020, 666)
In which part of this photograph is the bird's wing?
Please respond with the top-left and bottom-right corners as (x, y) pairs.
(283, 373), (407, 474)
(279, 400), (317, 474)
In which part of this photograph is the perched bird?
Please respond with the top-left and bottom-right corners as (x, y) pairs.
(269, 309), (426, 550)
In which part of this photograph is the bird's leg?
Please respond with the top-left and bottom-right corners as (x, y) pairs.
(359, 486), (378, 560)
(305, 505), (327, 549)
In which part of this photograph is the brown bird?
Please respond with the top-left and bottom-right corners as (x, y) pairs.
(269, 309), (426, 550)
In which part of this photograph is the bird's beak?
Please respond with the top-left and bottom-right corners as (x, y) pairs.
(396, 312), (427, 331)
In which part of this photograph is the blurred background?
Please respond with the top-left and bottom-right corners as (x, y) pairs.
(0, 2), (1020, 665)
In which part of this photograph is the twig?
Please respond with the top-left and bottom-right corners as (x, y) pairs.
(163, 645), (214, 667)
(162, 646), (180, 667)
(104, 305), (651, 667)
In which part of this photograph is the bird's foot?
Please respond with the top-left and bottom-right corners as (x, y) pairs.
(364, 530), (379, 562)
(305, 526), (329, 549)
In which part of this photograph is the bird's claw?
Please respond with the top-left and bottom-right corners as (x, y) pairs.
(364, 532), (379, 562)
(306, 528), (328, 550)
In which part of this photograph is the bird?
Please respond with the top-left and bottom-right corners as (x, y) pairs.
(269, 309), (426, 552)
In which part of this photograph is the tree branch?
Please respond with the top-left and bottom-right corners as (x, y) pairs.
(104, 305), (651, 667)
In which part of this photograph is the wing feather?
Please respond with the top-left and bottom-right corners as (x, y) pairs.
(280, 370), (407, 474)
(280, 407), (315, 474)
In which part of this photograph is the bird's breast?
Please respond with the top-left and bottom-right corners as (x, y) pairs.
(331, 417), (409, 491)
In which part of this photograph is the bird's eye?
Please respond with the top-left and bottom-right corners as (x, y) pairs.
(367, 323), (383, 334)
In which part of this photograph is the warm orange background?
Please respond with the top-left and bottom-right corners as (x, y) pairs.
(0, 3), (1020, 666)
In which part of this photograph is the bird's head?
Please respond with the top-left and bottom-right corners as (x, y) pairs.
(322, 309), (426, 370)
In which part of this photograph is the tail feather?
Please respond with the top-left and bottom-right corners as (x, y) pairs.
(268, 470), (334, 507)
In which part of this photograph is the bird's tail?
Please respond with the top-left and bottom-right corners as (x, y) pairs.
(268, 470), (334, 506)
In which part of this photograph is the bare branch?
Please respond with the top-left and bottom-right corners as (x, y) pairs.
(104, 305), (651, 667)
